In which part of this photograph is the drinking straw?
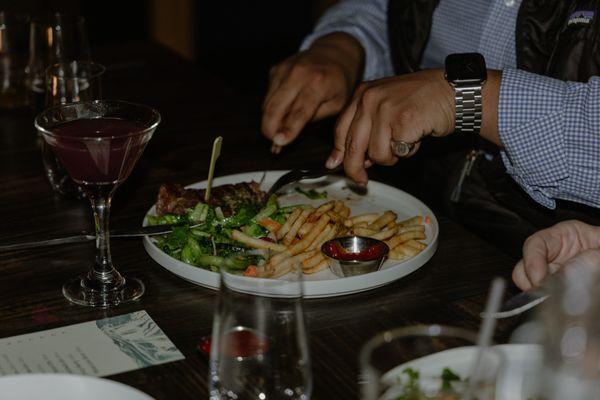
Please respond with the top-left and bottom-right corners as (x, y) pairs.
(463, 277), (506, 399)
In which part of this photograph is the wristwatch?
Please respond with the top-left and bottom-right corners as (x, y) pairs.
(444, 53), (487, 134)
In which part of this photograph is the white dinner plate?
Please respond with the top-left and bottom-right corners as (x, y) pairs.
(381, 344), (542, 400)
(0, 374), (154, 400)
(143, 171), (439, 298)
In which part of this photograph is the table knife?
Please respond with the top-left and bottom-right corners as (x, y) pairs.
(482, 289), (549, 319)
(0, 223), (199, 252)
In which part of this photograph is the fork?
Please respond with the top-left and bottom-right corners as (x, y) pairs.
(263, 165), (343, 201)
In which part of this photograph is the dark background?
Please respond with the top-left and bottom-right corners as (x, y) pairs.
(1, 0), (334, 92)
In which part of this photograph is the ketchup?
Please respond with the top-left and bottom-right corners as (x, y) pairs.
(197, 329), (269, 358)
(323, 241), (386, 261)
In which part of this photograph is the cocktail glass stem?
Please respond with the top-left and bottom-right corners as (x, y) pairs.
(62, 185), (144, 308)
(85, 191), (123, 289)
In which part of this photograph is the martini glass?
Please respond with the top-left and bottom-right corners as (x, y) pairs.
(35, 100), (160, 307)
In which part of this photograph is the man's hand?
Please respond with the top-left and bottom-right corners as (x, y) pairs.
(512, 220), (600, 290)
(326, 69), (502, 185)
(261, 33), (364, 151)
(326, 69), (454, 184)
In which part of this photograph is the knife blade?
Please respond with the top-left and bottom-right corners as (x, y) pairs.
(0, 223), (200, 252)
(482, 289), (549, 319)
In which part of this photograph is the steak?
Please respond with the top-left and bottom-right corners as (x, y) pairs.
(155, 181), (265, 217)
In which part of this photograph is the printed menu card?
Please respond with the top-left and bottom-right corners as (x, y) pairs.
(0, 310), (184, 377)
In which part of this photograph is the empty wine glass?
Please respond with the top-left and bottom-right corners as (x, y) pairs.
(45, 60), (104, 106)
(34, 100), (160, 307)
(534, 251), (600, 399)
(360, 325), (502, 400)
(26, 13), (91, 111)
(209, 265), (312, 399)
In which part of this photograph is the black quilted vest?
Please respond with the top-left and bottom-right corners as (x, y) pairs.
(387, 0), (600, 80)
(387, 0), (600, 230)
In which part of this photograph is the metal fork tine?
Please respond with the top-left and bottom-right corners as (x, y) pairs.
(258, 170), (267, 188)
(263, 165), (343, 201)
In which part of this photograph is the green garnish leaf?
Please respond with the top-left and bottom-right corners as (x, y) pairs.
(295, 187), (328, 200)
(220, 204), (259, 228)
(441, 367), (461, 391)
(147, 213), (189, 226)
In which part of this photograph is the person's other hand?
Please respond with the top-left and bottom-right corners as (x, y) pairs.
(262, 33), (364, 152)
(327, 69), (454, 185)
(512, 220), (600, 291)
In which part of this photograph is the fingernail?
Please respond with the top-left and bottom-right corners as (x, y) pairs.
(357, 171), (369, 187)
(325, 155), (341, 169)
(273, 133), (286, 146)
(270, 143), (282, 154)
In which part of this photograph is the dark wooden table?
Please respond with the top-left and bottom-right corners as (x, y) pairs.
(0, 42), (524, 399)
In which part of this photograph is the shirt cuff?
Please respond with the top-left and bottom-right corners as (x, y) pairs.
(300, 6), (394, 80)
(498, 68), (568, 209)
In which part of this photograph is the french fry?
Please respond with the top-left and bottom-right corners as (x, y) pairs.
(353, 227), (378, 237)
(385, 221), (397, 230)
(267, 252), (313, 278)
(397, 225), (425, 235)
(298, 222), (314, 238)
(392, 242), (420, 257)
(303, 258), (330, 274)
(336, 227), (350, 237)
(354, 221), (369, 228)
(277, 208), (301, 239)
(268, 264), (293, 278)
(307, 224), (333, 251)
(283, 208), (312, 245)
(405, 239), (427, 251)
(302, 252), (325, 270)
(345, 213), (378, 227)
(314, 201), (335, 217)
(388, 250), (409, 261)
(385, 235), (404, 250)
(270, 215), (331, 267)
(371, 227), (397, 241)
(368, 211), (397, 231)
(289, 214), (330, 255)
(232, 230), (287, 252)
(339, 204), (351, 218)
(268, 251), (290, 269)
(325, 210), (345, 224)
(396, 230), (426, 243)
(397, 216), (423, 228)
(333, 201), (344, 214)
(309, 224), (337, 251)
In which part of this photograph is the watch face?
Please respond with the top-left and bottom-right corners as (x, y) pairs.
(445, 53), (487, 83)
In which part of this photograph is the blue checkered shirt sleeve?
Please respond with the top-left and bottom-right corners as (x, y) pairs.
(499, 68), (600, 209)
(299, 0), (394, 80)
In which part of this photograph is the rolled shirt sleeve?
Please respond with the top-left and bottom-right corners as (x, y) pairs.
(300, 0), (395, 80)
(499, 68), (600, 209)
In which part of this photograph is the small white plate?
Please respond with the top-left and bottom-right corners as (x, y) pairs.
(381, 344), (542, 400)
(143, 171), (439, 298)
(0, 374), (154, 400)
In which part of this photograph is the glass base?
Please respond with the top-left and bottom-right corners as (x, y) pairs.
(63, 275), (145, 308)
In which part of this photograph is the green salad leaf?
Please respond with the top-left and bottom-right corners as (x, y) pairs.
(148, 195), (283, 273)
(295, 187), (328, 200)
(393, 367), (462, 400)
(441, 367), (461, 391)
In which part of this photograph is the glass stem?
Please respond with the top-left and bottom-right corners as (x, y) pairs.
(88, 189), (123, 289)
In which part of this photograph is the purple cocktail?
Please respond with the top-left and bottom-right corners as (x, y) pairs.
(48, 118), (148, 185)
(35, 100), (160, 307)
